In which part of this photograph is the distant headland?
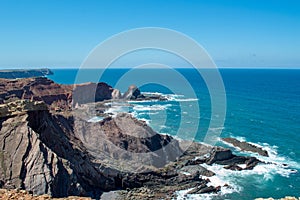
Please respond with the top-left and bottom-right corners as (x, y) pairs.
(0, 68), (53, 79)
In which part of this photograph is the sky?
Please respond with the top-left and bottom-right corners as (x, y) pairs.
(0, 0), (299, 69)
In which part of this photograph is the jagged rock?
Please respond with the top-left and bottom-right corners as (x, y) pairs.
(179, 165), (215, 177)
(111, 89), (122, 99)
(205, 146), (262, 170)
(206, 147), (234, 164)
(0, 109), (115, 198)
(74, 112), (183, 171)
(244, 157), (261, 170)
(222, 138), (269, 157)
(122, 85), (141, 100)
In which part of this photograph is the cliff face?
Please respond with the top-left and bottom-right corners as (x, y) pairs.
(0, 77), (144, 112)
(0, 100), (184, 198)
(0, 101), (116, 197)
(0, 77), (114, 111)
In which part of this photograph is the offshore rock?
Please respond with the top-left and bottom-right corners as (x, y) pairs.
(122, 85), (141, 100)
(206, 146), (262, 170)
(222, 137), (269, 157)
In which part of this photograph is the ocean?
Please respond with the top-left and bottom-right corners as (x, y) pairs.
(48, 68), (300, 199)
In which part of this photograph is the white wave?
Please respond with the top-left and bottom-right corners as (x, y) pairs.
(128, 99), (160, 103)
(142, 92), (164, 96)
(221, 137), (300, 172)
(104, 106), (130, 115)
(175, 172), (239, 200)
(175, 138), (300, 200)
(137, 118), (151, 125)
(133, 104), (172, 111)
(142, 92), (198, 102)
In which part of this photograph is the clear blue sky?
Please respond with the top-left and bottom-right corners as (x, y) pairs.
(0, 0), (299, 68)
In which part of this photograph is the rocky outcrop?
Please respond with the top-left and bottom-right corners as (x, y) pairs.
(0, 100), (47, 117)
(222, 137), (269, 157)
(0, 77), (72, 111)
(0, 78), (115, 111)
(73, 112), (183, 172)
(72, 82), (113, 106)
(122, 85), (143, 100)
(111, 89), (121, 99)
(0, 68), (53, 79)
(206, 146), (261, 170)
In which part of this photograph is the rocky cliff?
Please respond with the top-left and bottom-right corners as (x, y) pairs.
(0, 77), (116, 111)
(0, 77), (153, 112)
(0, 78), (265, 199)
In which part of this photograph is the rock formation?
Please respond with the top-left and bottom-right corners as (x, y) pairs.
(111, 89), (121, 99)
(0, 77), (265, 199)
(122, 85), (143, 100)
(222, 137), (269, 157)
(72, 82), (113, 106)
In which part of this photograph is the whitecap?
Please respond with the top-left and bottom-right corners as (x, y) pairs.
(133, 104), (172, 111)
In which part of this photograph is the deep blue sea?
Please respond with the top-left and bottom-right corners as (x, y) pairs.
(48, 68), (300, 200)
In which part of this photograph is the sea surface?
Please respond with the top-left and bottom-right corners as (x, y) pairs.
(48, 68), (300, 200)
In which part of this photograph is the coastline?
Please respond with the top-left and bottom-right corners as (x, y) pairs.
(0, 70), (298, 198)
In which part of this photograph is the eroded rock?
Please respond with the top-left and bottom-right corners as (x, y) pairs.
(222, 137), (269, 157)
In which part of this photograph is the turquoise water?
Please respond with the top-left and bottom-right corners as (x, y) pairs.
(48, 68), (300, 199)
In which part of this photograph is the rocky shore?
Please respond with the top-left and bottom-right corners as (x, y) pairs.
(0, 77), (268, 199)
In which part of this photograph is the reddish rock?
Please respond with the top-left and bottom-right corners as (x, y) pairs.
(0, 77), (114, 111)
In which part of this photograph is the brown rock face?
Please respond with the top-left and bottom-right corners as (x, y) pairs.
(0, 77), (114, 111)
(0, 77), (72, 111)
(72, 82), (113, 106)
(74, 113), (183, 172)
(0, 101), (185, 198)
(0, 108), (115, 198)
